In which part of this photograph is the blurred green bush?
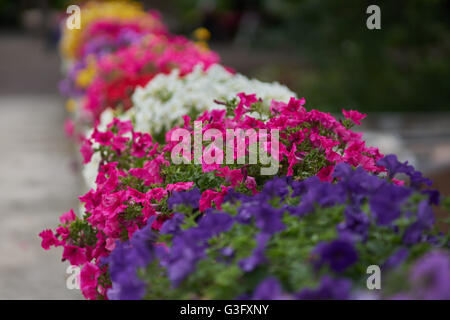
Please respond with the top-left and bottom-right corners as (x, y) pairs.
(173, 0), (450, 113)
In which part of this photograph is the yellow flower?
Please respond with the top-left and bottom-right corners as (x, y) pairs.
(193, 27), (211, 41)
(65, 99), (77, 113)
(194, 41), (210, 50)
(75, 56), (97, 88)
(193, 28), (212, 50)
(60, 0), (152, 60)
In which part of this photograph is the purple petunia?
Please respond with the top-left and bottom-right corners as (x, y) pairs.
(159, 229), (207, 286)
(250, 203), (285, 235)
(334, 163), (384, 201)
(286, 176), (346, 216)
(403, 200), (435, 245)
(409, 251), (450, 299)
(416, 200), (435, 228)
(314, 238), (358, 273)
(158, 211), (234, 286)
(250, 277), (286, 300)
(297, 276), (352, 300)
(403, 221), (426, 245)
(377, 154), (412, 179)
(160, 213), (184, 236)
(239, 233), (271, 272)
(107, 274), (147, 300)
(383, 248), (409, 270)
(168, 188), (202, 210)
(106, 221), (157, 300)
(337, 206), (370, 241)
(197, 211), (234, 236)
(377, 154), (432, 188)
(262, 177), (290, 199)
(369, 183), (411, 226)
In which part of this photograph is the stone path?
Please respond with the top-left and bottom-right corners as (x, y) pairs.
(0, 95), (82, 299)
(0, 33), (82, 299)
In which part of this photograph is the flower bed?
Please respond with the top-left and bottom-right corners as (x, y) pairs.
(41, 1), (449, 300)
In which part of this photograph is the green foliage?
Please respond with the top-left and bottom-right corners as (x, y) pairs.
(67, 217), (97, 247)
(256, 0), (450, 112)
(161, 163), (226, 192)
(173, 0), (449, 112)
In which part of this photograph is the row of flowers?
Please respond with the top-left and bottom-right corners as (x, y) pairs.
(41, 1), (449, 300)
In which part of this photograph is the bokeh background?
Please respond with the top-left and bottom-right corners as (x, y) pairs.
(0, 0), (448, 299)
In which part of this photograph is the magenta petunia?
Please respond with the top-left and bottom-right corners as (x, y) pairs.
(80, 138), (94, 164)
(39, 229), (59, 250)
(342, 109), (367, 125)
(59, 209), (77, 224)
(317, 165), (335, 182)
(80, 262), (101, 300)
(64, 119), (75, 138)
(62, 245), (87, 266)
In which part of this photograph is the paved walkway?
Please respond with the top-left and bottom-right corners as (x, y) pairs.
(0, 95), (82, 299)
(0, 33), (82, 299)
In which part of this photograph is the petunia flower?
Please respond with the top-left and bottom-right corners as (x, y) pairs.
(342, 109), (366, 125)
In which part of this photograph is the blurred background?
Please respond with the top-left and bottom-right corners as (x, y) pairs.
(0, 0), (448, 299)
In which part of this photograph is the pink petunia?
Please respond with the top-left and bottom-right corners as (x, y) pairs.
(62, 245), (87, 266)
(286, 97), (306, 112)
(92, 129), (114, 146)
(107, 118), (133, 135)
(55, 225), (70, 241)
(131, 131), (154, 157)
(234, 92), (258, 119)
(287, 144), (298, 176)
(39, 229), (59, 250)
(151, 216), (167, 231)
(80, 138), (94, 164)
(111, 136), (129, 153)
(105, 238), (116, 252)
(64, 119), (75, 138)
(245, 176), (258, 195)
(342, 109), (367, 125)
(166, 182), (194, 192)
(146, 187), (168, 202)
(199, 189), (217, 212)
(80, 262), (100, 300)
(199, 186), (230, 212)
(215, 166), (244, 187)
(317, 165), (335, 182)
(392, 178), (405, 186)
(59, 209), (77, 224)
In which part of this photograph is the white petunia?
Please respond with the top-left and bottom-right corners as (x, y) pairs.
(129, 63), (296, 134)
